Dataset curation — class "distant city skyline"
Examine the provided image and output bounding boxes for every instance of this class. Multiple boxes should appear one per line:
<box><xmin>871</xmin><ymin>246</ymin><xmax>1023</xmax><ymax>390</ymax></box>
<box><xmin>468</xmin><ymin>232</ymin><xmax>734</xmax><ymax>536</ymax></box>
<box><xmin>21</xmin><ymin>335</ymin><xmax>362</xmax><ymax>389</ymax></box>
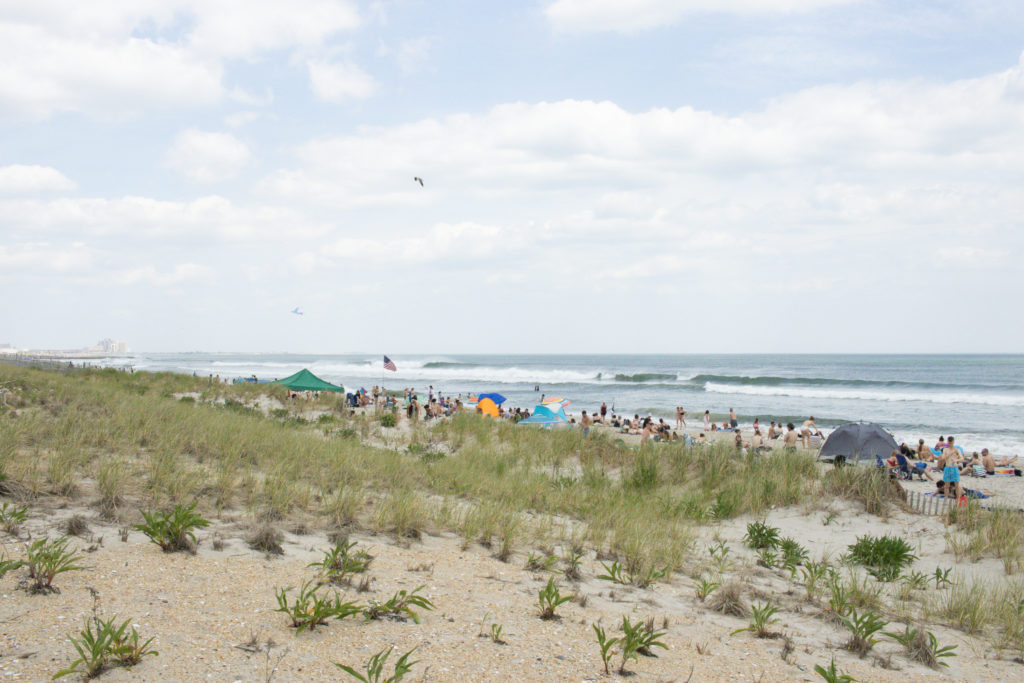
<box><xmin>2</xmin><ymin>2</ymin><xmax>1023</xmax><ymax>354</ymax></box>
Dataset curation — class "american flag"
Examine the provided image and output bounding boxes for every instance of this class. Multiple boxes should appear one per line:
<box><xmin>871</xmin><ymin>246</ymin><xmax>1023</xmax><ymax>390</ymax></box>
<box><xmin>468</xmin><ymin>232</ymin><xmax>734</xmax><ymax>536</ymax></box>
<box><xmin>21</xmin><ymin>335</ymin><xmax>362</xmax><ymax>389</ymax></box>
<box><xmin>383</xmin><ymin>355</ymin><xmax>397</xmax><ymax>372</ymax></box>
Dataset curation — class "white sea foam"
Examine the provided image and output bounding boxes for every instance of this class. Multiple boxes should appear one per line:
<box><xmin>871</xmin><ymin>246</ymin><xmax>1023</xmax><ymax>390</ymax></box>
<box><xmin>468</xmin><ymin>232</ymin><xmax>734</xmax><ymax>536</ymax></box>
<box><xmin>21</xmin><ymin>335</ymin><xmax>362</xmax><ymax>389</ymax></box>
<box><xmin>311</xmin><ymin>363</ymin><xmax>600</xmax><ymax>385</ymax></box>
<box><xmin>704</xmin><ymin>382</ymin><xmax>1024</xmax><ymax>407</ymax></box>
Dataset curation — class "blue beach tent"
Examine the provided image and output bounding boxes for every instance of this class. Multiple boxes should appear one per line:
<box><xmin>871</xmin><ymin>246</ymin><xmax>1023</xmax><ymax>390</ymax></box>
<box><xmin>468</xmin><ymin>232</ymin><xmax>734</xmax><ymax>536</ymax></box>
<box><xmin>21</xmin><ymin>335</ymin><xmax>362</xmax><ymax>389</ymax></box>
<box><xmin>477</xmin><ymin>392</ymin><xmax>507</xmax><ymax>405</ymax></box>
<box><xmin>519</xmin><ymin>404</ymin><xmax>569</xmax><ymax>427</ymax></box>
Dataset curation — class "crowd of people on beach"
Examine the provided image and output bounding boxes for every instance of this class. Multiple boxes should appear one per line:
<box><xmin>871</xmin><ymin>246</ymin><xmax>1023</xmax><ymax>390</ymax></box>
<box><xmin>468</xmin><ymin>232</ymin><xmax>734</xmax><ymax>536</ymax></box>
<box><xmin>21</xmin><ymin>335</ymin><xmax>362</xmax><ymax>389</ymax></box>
<box><xmin>883</xmin><ymin>435</ymin><xmax>1020</xmax><ymax>499</ymax></box>
<box><xmin>295</xmin><ymin>383</ymin><xmax>1021</xmax><ymax>503</ymax></box>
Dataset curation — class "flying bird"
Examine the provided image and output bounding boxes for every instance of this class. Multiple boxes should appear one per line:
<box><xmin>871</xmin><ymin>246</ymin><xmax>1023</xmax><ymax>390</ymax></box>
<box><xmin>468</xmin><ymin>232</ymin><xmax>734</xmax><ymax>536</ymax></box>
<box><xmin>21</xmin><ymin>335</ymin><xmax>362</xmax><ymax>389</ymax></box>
<box><xmin>291</xmin><ymin>307</ymin><xmax>303</xmax><ymax>316</ymax></box>
<box><xmin>413</xmin><ymin>177</ymin><xmax>424</xmax><ymax>187</ymax></box>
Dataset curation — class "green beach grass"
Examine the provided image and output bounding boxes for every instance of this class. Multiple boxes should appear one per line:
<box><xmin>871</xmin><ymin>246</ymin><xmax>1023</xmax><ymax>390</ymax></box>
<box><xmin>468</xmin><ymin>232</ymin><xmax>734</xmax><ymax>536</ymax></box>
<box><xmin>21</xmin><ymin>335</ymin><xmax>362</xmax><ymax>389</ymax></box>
<box><xmin>3</xmin><ymin>361</ymin><xmax>1024</xmax><ymax>664</ymax></box>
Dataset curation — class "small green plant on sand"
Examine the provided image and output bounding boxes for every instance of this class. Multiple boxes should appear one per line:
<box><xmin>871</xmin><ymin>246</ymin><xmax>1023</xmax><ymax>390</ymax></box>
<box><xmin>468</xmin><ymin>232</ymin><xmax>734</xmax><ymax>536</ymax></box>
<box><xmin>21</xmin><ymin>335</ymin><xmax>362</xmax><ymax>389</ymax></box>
<box><xmin>335</xmin><ymin>646</ymin><xmax>416</xmax><ymax>683</ymax></box>
<box><xmin>708</xmin><ymin>541</ymin><xmax>732</xmax><ymax>572</ymax></box>
<box><xmin>694</xmin><ymin>577</ymin><xmax>720</xmax><ymax>602</ymax></box>
<box><xmin>25</xmin><ymin>536</ymin><xmax>82</xmax><ymax>594</ymax></box>
<box><xmin>743</xmin><ymin>521</ymin><xmax>780</xmax><ymax>550</ymax></box>
<box><xmin>779</xmin><ymin>537</ymin><xmax>808</xmax><ymax>574</ymax></box>
<box><xmin>730</xmin><ymin>600</ymin><xmax>780</xmax><ymax>638</ymax></box>
<box><xmin>0</xmin><ymin>502</ymin><xmax>28</xmax><ymax>534</ymax></box>
<box><xmin>52</xmin><ymin>614</ymin><xmax>157</xmax><ymax>679</ymax></box>
<box><xmin>596</xmin><ymin>559</ymin><xmax>628</xmax><ymax>584</ymax></box>
<box><xmin>275</xmin><ymin>580</ymin><xmax>361</xmax><ymax>632</ymax></box>
<box><xmin>900</xmin><ymin>570</ymin><xmax>929</xmax><ymax>591</ymax></box>
<box><xmin>933</xmin><ymin>567</ymin><xmax>952</xmax><ymax>589</ymax></box>
<box><xmin>0</xmin><ymin>554</ymin><xmax>24</xmax><ymax>580</ymax></box>
<box><xmin>310</xmin><ymin>538</ymin><xmax>372</xmax><ymax>585</ymax></box>
<box><xmin>537</xmin><ymin>576</ymin><xmax>572</xmax><ymax>620</ymax></box>
<box><xmin>525</xmin><ymin>551</ymin><xmax>558</xmax><ymax>572</ymax></box>
<box><xmin>634</xmin><ymin>616</ymin><xmax>669</xmax><ymax>656</ymax></box>
<box><xmin>884</xmin><ymin>624</ymin><xmax>957</xmax><ymax>669</ymax></box>
<box><xmin>134</xmin><ymin>502</ymin><xmax>210</xmax><ymax>553</ymax></box>
<box><xmin>845</xmin><ymin>535</ymin><xmax>917</xmax><ymax>582</ymax></box>
<box><xmin>379</xmin><ymin>413</ymin><xmax>397</xmax><ymax>428</ymax></box>
<box><xmin>362</xmin><ymin>586</ymin><xmax>434</xmax><ymax>623</ymax></box>
<box><xmin>841</xmin><ymin>609</ymin><xmax>888</xmax><ymax>656</ymax></box>
<box><xmin>756</xmin><ymin>547</ymin><xmax>778</xmax><ymax>569</ymax></box>
<box><xmin>800</xmin><ymin>561</ymin><xmax>829</xmax><ymax>602</ymax></box>
<box><xmin>561</xmin><ymin>548</ymin><xmax>584</xmax><ymax>580</ymax></box>
<box><xmin>618</xmin><ymin>615</ymin><xmax>666</xmax><ymax>674</ymax></box>
<box><xmin>488</xmin><ymin>623</ymin><xmax>504</xmax><ymax>644</ymax></box>
<box><xmin>593</xmin><ymin>623</ymin><xmax>618</xmax><ymax>675</ymax></box>
<box><xmin>814</xmin><ymin>657</ymin><xmax>856</xmax><ymax>683</ymax></box>
<box><xmin>633</xmin><ymin>564</ymin><xmax>669</xmax><ymax>588</ymax></box>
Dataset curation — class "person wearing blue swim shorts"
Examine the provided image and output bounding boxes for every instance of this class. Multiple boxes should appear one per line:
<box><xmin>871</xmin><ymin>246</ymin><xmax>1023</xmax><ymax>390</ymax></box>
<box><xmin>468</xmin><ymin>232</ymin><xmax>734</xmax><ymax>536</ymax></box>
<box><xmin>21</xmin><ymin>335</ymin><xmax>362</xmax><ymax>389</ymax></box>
<box><xmin>942</xmin><ymin>436</ymin><xmax>964</xmax><ymax>498</ymax></box>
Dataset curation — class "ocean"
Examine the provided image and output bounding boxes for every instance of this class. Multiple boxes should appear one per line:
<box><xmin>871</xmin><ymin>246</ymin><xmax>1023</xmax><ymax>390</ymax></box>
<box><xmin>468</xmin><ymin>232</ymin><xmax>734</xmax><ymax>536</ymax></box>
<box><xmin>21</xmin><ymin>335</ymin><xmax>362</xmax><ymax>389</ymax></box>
<box><xmin>95</xmin><ymin>353</ymin><xmax>1023</xmax><ymax>456</ymax></box>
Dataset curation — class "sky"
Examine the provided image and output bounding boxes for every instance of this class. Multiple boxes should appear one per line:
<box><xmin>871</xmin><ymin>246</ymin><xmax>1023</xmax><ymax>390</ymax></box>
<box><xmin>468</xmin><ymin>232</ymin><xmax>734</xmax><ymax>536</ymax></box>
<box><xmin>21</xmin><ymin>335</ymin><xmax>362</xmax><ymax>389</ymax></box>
<box><xmin>1</xmin><ymin>0</ymin><xmax>1023</xmax><ymax>354</ymax></box>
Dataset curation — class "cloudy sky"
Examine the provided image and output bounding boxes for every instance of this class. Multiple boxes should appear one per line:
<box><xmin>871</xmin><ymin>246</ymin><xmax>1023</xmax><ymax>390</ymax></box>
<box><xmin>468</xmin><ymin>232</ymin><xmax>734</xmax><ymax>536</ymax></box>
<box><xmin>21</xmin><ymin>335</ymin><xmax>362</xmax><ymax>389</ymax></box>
<box><xmin>2</xmin><ymin>0</ymin><xmax>1022</xmax><ymax>354</ymax></box>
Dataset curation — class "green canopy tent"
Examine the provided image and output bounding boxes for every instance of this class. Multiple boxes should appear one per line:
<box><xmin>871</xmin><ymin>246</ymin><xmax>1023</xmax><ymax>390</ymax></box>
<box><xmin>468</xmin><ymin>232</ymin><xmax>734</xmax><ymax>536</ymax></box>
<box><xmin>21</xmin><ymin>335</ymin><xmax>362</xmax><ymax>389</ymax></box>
<box><xmin>272</xmin><ymin>368</ymin><xmax>346</xmax><ymax>393</ymax></box>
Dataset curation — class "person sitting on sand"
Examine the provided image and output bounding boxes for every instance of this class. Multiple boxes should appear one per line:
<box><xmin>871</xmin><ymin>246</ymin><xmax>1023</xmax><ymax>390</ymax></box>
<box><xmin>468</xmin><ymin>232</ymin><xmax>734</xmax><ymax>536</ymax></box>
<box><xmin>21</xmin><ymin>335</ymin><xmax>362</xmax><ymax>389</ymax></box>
<box><xmin>782</xmin><ymin>423</ymin><xmax>799</xmax><ymax>449</ymax></box>
<box><xmin>917</xmin><ymin>439</ymin><xmax>935</xmax><ymax>462</ymax></box>
<box><xmin>751</xmin><ymin>428</ymin><xmax>767</xmax><ymax>452</ymax></box>
<box><xmin>710</xmin><ymin>422</ymin><xmax>719</xmax><ymax>432</ymax></box>
<box><xmin>935</xmin><ymin>435</ymin><xmax>948</xmax><ymax>450</ymax></box>
<box><xmin>941</xmin><ymin>436</ymin><xmax>964</xmax><ymax>498</ymax></box>
<box><xmin>981</xmin><ymin>448</ymin><xmax>1018</xmax><ymax>474</ymax></box>
<box><xmin>734</xmin><ymin>430</ymin><xmax>747</xmax><ymax>454</ymax></box>
<box><xmin>697</xmin><ymin>433</ymin><xmax>707</xmax><ymax>444</ymax></box>
<box><xmin>641</xmin><ymin>420</ymin><xmax>658</xmax><ymax>444</ymax></box>
<box><xmin>767</xmin><ymin>422</ymin><xmax>778</xmax><ymax>440</ymax></box>
<box><xmin>883</xmin><ymin>449</ymin><xmax>900</xmax><ymax>477</ymax></box>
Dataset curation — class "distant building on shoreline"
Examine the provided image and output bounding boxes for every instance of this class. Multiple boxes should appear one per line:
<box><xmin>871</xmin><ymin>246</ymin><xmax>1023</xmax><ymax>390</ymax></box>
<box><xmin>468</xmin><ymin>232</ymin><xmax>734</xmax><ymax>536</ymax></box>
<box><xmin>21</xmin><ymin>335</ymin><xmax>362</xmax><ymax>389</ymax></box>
<box><xmin>13</xmin><ymin>339</ymin><xmax>132</xmax><ymax>359</ymax></box>
<box><xmin>92</xmin><ymin>339</ymin><xmax>130</xmax><ymax>354</ymax></box>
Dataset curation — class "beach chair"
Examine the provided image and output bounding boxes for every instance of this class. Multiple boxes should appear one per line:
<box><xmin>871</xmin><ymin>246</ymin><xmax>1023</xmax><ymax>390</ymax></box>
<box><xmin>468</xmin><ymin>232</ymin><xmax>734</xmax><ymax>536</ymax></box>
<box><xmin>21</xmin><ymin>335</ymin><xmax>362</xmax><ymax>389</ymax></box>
<box><xmin>894</xmin><ymin>453</ymin><xmax>923</xmax><ymax>481</ymax></box>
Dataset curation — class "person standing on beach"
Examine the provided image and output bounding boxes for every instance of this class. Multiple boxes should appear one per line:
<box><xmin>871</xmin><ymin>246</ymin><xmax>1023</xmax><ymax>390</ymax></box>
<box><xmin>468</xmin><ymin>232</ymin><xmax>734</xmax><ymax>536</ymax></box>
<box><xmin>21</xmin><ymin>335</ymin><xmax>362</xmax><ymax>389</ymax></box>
<box><xmin>941</xmin><ymin>436</ymin><xmax>964</xmax><ymax>498</ymax></box>
<box><xmin>703</xmin><ymin>410</ymin><xmax>711</xmax><ymax>431</ymax></box>
<box><xmin>580</xmin><ymin>410</ymin><xmax>591</xmax><ymax>437</ymax></box>
<box><xmin>600</xmin><ymin>402</ymin><xmax>607</xmax><ymax>421</ymax></box>
<box><xmin>800</xmin><ymin>417</ymin><xmax>820</xmax><ymax>448</ymax></box>
<box><xmin>676</xmin><ymin>406</ymin><xmax>687</xmax><ymax>429</ymax></box>
<box><xmin>729</xmin><ymin>408</ymin><xmax>738</xmax><ymax>429</ymax></box>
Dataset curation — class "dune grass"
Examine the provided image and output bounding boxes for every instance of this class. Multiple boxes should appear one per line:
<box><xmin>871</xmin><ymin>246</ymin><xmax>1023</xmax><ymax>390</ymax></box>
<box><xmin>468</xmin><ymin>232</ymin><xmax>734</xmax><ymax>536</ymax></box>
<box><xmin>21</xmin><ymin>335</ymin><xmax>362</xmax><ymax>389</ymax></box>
<box><xmin>0</xmin><ymin>364</ymin><xmax>833</xmax><ymax>575</ymax></box>
<box><xmin>4</xmin><ymin>362</ymin><xmax>1024</xmax><ymax>660</ymax></box>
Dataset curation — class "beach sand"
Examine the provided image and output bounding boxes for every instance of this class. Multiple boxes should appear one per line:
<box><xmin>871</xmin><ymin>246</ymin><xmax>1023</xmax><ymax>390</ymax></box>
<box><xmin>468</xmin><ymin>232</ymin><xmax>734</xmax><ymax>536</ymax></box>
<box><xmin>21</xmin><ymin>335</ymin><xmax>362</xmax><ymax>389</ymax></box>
<box><xmin>1</xmin><ymin>390</ymin><xmax>1021</xmax><ymax>682</ymax></box>
<box><xmin>1</xmin><ymin>487</ymin><xmax>1021</xmax><ymax>682</ymax></box>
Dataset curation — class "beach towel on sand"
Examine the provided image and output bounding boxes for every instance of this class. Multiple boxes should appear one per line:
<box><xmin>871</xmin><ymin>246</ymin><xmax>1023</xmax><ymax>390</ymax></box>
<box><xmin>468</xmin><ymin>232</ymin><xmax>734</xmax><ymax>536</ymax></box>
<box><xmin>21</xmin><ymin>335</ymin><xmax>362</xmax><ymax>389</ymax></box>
<box><xmin>924</xmin><ymin>490</ymin><xmax>989</xmax><ymax>500</ymax></box>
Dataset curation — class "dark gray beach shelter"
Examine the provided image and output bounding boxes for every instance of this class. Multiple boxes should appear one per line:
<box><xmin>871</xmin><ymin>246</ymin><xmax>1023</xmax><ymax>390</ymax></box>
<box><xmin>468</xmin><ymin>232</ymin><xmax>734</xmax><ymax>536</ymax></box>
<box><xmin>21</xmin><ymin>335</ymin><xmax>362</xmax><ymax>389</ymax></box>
<box><xmin>817</xmin><ymin>422</ymin><xmax>897</xmax><ymax>466</ymax></box>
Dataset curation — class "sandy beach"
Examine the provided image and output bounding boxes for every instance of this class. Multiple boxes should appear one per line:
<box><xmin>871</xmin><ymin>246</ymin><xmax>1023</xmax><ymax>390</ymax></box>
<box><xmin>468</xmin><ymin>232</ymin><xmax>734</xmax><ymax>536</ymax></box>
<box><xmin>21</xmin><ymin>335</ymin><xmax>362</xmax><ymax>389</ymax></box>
<box><xmin>1</xmin><ymin>493</ymin><xmax>1021</xmax><ymax>682</ymax></box>
<box><xmin>0</xmin><ymin>366</ymin><xmax>1022</xmax><ymax>682</ymax></box>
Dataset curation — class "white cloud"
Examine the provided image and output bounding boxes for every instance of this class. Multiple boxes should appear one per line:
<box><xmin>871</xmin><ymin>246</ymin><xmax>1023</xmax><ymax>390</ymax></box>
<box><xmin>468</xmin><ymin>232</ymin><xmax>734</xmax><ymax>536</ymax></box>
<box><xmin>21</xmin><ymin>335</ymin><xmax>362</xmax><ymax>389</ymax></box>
<box><xmin>545</xmin><ymin>0</ymin><xmax>858</xmax><ymax>33</ymax></box>
<box><xmin>0</xmin><ymin>0</ymin><xmax>359</xmax><ymax>119</ymax></box>
<box><xmin>934</xmin><ymin>246</ymin><xmax>1008</xmax><ymax>269</ymax></box>
<box><xmin>0</xmin><ymin>194</ymin><xmax>324</xmax><ymax>242</ymax></box>
<box><xmin>307</xmin><ymin>59</ymin><xmax>377</xmax><ymax>101</ymax></box>
<box><xmin>165</xmin><ymin>129</ymin><xmax>252</xmax><ymax>183</ymax></box>
<box><xmin>392</xmin><ymin>36</ymin><xmax>435</xmax><ymax>75</ymax></box>
<box><xmin>322</xmin><ymin>222</ymin><xmax>505</xmax><ymax>264</ymax></box>
<box><xmin>0</xmin><ymin>165</ymin><xmax>76</xmax><ymax>194</ymax></box>
<box><xmin>253</xmin><ymin>53</ymin><xmax>1024</xmax><ymax>302</ymax></box>
<box><xmin>224</xmin><ymin>111</ymin><xmax>263</xmax><ymax>128</ymax></box>
<box><xmin>0</xmin><ymin>242</ymin><xmax>92</xmax><ymax>273</ymax></box>
<box><xmin>112</xmin><ymin>263</ymin><xmax>216</xmax><ymax>286</ymax></box>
